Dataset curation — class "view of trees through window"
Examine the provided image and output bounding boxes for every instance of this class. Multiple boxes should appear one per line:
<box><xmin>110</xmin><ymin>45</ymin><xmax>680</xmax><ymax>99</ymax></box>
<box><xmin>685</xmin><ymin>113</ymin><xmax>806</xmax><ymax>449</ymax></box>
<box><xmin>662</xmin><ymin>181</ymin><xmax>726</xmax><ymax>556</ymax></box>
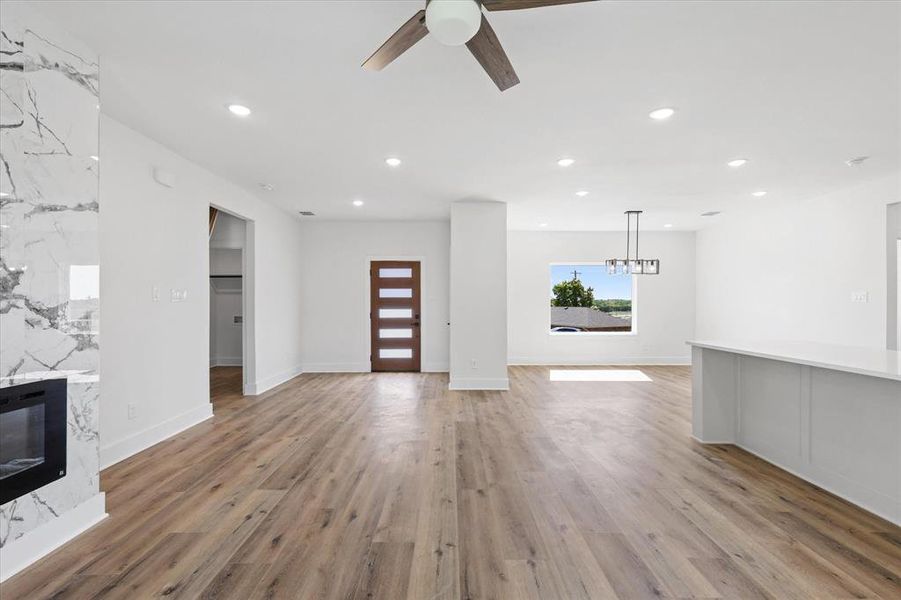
<box><xmin>550</xmin><ymin>265</ymin><xmax>633</xmax><ymax>333</ymax></box>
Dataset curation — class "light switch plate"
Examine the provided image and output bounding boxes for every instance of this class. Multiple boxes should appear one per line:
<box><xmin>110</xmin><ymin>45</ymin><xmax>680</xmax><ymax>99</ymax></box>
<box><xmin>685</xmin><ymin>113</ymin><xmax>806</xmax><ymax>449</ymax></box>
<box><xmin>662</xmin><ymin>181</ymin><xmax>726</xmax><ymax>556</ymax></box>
<box><xmin>850</xmin><ymin>291</ymin><xmax>869</xmax><ymax>303</ymax></box>
<box><xmin>170</xmin><ymin>288</ymin><xmax>188</xmax><ymax>302</ymax></box>
<box><xmin>151</xmin><ymin>286</ymin><xmax>160</xmax><ymax>302</ymax></box>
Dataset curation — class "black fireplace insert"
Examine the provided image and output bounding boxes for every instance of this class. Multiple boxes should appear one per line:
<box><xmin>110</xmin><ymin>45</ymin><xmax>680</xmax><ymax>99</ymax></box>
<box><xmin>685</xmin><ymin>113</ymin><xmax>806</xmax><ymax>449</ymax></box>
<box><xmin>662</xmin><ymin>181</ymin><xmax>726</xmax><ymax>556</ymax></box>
<box><xmin>0</xmin><ymin>378</ymin><xmax>67</xmax><ymax>505</ymax></box>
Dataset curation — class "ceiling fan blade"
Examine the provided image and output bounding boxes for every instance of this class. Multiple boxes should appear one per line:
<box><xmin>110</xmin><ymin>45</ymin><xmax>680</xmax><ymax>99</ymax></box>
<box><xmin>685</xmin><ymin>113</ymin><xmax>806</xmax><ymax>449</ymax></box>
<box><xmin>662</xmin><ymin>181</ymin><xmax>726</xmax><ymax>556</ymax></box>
<box><xmin>482</xmin><ymin>0</ymin><xmax>597</xmax><ymax>11</ymax></box>
<box><xmin>362</xmin><ymin>10</ymin><xmax>428</xmax><ymax>71</ymax></box>
<box><xmin>466</xmin><ymin>15</ymin><xmax>520</xmax><ymax>91</ymax></box>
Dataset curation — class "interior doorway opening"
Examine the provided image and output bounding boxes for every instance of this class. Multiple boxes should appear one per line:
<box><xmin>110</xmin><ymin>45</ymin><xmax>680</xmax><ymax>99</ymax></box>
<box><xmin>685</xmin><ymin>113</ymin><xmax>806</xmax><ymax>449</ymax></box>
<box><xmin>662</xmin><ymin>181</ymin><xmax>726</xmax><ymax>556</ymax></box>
<box><xmin>209</xmin><ymin>207</ymin><xmax>247</xmax><ymax>403</ymax></box>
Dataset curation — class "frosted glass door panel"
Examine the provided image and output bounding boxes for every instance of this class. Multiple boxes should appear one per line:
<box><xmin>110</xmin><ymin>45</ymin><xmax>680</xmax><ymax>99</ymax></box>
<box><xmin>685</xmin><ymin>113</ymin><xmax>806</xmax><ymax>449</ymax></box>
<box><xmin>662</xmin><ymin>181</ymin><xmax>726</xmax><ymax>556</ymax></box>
<box><xmin>380</xmin><ymin>329</ymin><xmax>413</xmax><ymax>339</ymax></box>
<box><xmin>379</xmin><ymin>268</ymin><xmax>412</xmax><ymax>278</ymax></box>
<box><xmin>379</xmin><ymin>308</ymin><xmax>413</xmax><ymax>319</ymax></box>
<box><xmin>379</xmin><ymin>348</ymin><xmax>413</xmax><ymax>359</ymax></box>
<box><xmin>379</xmin><ymin>288</ymin><xmax>413</xmax><ymax>299</ymax></box>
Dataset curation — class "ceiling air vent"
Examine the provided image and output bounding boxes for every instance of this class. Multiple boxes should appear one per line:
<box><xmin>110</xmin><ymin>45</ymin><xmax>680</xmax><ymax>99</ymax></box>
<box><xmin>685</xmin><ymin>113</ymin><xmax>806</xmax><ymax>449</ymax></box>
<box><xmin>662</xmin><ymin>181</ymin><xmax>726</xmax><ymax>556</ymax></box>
<box><xmin>700</xmin><ymin>211</ymin><xmax>721</xmax><ymax>217</ymax></box>
<box><xmin>298</xmin><ymin>211</ymin><xmax>316</xmax><ymax>217</ymax></box>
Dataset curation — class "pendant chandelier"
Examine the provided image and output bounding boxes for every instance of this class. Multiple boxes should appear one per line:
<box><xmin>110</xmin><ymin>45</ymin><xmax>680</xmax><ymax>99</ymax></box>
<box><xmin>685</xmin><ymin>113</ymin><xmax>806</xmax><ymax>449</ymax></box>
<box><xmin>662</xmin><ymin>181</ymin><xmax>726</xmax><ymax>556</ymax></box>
<box><xmin>606</xmin><ymin>210</ymin><xmax>660</xmax><ymax>276</ymax></box>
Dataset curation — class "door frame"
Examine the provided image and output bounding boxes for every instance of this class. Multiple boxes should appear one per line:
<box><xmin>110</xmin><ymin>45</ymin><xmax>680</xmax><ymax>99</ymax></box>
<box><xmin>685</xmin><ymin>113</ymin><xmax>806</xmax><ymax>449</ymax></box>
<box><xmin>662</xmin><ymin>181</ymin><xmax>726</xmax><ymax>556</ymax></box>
<box><xmin>208</xmin><ymin>203</ymin><xmax>255</xmax><ymax>396</ymax></box>
<box><xmin>363</xmin><ymin>255</ymin><xmax>428</xmax><ymax>373</ymax></box>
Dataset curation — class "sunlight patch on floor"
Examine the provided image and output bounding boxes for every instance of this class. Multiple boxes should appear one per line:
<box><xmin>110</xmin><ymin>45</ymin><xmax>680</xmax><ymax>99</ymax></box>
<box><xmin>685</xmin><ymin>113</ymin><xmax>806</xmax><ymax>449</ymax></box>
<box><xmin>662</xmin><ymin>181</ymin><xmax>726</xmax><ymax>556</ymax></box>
<box><xmin>549</xmin><ymin>369</ymin><xmax>653</xmax><ymax>382</ymax></box>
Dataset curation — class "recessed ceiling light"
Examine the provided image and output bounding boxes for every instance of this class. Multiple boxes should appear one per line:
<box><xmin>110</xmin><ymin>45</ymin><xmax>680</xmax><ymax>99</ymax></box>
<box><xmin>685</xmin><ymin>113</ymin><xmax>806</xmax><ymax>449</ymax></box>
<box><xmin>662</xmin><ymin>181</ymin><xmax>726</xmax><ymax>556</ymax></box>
<box><xmin>557</xmin><ymin>158</ymin><xmax>575</xmax><ymax>167</ymax></box>
<box><xmin>845</xmin><ymin>156</ymin><xmax>869</xmax><ymax>167</ymax></box>
<box><xmin>385</xmin><ymin>157</ymin><xmax>402</xmax><ymax>167</ymax></box>
<box><xmin>649</xmin><ymin>107</ymin><xmax>675</xmax><ymax>120</ymax></box>
<box><xmin>353</xmin><ymin>199</ymin><xmax>364</xmax><ymax>207</ymax></box>
<box><xmin>663</xmin><ymin>223</ymin><xmax>673</xmax><ymax>228</ymax></box>
<box><xmin>575</xmin><ymin>190</ymin><xmax>589</xmax><ymax>197</ymax></box>
<box><xmin>701</xmin><ymin>211</ymin><xmax>722</xmax><ymax>217</ymax></box>
<box><xmin>539</xmin><ymin>223</ymin><xmax>548</xmax><ymax>227</ymax></box>
<box><xmin>727</xmin><ymin>158</ymin><xmax>748</xmax><ymax>168</ymax></box>
<box><xmin>228</xmin><ymin>104</ymin><xmax>251</xmax><ymax>117</ymax></box>
<box><xmin>0</xmin><ymin>192</ymin><xmax>8</xmax><ymax>198</ymax></box>
<box><xmin>259</xmin><ymin>183</ymin><xmax>274</xmax><ymax>191</ymax></box>
<box><xmin>751</xmin><ymin>190</ymin><xmax>767</xmax><ymax>197</ymax></box>
<box><xmin>89</xmin><ymin>155</ymin><xmax>99</xmax><ymax>161</ymax></box>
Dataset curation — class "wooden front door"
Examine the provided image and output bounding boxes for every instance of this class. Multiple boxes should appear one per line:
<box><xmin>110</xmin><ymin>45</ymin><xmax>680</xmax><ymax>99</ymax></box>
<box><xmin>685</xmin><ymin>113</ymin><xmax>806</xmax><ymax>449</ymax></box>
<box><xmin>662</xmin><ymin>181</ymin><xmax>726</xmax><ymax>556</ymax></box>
<box><xmin>370</xmin><ymin>261</ymin><xmax>421</xmax><ymax>372</ymax></box>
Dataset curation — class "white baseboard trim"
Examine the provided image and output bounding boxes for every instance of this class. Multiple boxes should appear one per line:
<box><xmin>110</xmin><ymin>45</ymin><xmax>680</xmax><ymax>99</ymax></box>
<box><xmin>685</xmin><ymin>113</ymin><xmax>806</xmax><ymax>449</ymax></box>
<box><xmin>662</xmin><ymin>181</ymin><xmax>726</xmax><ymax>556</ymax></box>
<box><xmin>733</xmin><ymin>442</ymin><xmax>900</xmax><ymax>527</ymax></box>
<box><xmin>210</xmin><ymin>357</ymin><xmax>242</xmax><ymax>367</ymax></box>
<box><xmin>301</xmin><ymin>362</ymin><xmax>450</xmax><ymax>374</ymax></box>
<box><xmin>100</xmin><ymin>403</ymin><xmax>214</xmax><ymax>469</ymax></box>
<box><xmin>246</xmin><ymin>364</ymin><xmax>304</xmax><ymax>395</ymax></box>
<box><xmin>0</xmin><ymin>492</ymin><xmax>107</xmax><ymax>582</ymax></box>
<box><xmin>449</xmin><ymin>377</ymin><xmax>510</xmax><ymax>391</ymax></box>
<box><xmin>301</xmin><ymin>362</ymin><xmax>369</xmax><ymax>374</ymax></box>
<box><xmin>692</xmin><ymin>437</ymin><xmax>900</xmax><ymax>526</ymax></box>
<box><xmin>507</xmin><ymin>356</ymin><xmax>691</xmax><ymax>366</ymax></box>
<box><xmin>691</xmin><ymin>434</ymin><xmax>735</xmax><ymax>445</ymax></box>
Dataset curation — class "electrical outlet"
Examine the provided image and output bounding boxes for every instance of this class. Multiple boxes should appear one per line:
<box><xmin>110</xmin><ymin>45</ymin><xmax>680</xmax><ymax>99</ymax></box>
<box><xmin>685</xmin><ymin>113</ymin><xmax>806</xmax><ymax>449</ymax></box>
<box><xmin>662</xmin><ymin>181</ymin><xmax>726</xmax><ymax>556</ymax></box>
<box><xmin>850</xmin><ymin>291</ymin><xmax>869</xmax><ymax>303</ymax></box>
<box><xmin>127</xmin><ymin>403</ymin><xmax>137</xmax><ymax>420</ymax></box>
<box><xmin>471</xmin><ymin>359</ymin><xmax>478</xmax><ymax>369</ymax></box>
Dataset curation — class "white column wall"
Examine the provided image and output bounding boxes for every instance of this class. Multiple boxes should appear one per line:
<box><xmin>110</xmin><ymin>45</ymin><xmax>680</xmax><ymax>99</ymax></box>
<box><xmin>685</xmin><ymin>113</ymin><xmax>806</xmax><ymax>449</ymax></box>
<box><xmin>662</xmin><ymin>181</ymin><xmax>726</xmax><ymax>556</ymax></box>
<box><xmin>449</xmin><ymin>201</ymin><xmax>508</xmax><ymax>390</ymax></box>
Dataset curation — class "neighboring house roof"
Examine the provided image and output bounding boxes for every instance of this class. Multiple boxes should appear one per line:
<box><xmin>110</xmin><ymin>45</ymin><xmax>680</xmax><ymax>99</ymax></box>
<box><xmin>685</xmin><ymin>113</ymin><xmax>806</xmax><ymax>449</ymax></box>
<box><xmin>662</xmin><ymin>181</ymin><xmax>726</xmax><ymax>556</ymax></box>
<box><xmin>551</xmin><ymin>306</ymin><xmax>631</xmax><ymax>330</ymax></box>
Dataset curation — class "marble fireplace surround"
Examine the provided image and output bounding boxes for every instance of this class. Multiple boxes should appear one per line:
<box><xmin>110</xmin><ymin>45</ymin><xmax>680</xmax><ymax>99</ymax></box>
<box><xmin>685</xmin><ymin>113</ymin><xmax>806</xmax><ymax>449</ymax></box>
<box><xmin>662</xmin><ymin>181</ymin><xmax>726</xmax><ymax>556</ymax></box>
<box><xmin>0</xmin><ymin>2</ymin><xmax>106</xmax><ymax>581</ymax></box>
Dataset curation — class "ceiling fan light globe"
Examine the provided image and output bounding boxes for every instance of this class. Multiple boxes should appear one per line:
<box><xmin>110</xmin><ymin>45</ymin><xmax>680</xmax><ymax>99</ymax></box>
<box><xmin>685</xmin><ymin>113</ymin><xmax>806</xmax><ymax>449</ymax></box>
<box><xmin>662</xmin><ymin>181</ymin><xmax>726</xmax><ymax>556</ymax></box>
<box><xmin>426</xmin><ymin>0</ymin><xmax>482</xmax><ymax>46</ymax></box>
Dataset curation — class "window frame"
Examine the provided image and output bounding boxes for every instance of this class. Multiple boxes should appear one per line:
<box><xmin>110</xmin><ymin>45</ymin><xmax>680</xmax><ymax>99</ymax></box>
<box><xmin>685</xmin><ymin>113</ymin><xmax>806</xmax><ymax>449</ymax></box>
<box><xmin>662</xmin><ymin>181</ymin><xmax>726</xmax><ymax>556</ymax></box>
<box><xmin>547</xmin><ymin>261</ymin><xmax>638</xmax><ymax>337</ymax></box>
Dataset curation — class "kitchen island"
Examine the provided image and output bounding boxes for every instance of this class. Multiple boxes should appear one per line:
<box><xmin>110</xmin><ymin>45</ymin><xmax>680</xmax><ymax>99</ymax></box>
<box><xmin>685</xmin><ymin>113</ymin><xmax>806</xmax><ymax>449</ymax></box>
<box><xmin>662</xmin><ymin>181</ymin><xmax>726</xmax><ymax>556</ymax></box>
<box><xmin>688</xmin><ymin>340</ymin><xmax>900</xmax><ymax>525</ymax></box>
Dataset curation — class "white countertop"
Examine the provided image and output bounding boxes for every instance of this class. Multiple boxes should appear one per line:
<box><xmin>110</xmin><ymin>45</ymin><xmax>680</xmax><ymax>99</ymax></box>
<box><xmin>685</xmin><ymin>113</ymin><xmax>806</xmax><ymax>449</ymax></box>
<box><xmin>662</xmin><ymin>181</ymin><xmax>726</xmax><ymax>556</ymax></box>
<box><xmin>687</xmin><ymin>340</ymin><xmax>901</xmax><ymax>382</ymax></box>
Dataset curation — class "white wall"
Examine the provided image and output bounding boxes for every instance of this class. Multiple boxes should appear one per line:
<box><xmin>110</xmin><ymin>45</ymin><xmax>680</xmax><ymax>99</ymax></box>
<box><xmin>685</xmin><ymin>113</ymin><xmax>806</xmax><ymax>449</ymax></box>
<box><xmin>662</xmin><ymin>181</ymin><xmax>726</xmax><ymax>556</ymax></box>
<box><xmin>298</xmin><ymin>221</ymin><xmax>450</xmax><ymax>372</ymax></box>
<box><xmin>896</xmin><ymin>240</ymin><xmax>901</xmax><ymax>349</ymax></box>
<box><xmin>887</xmin><ymin>202</ymin><xmax>900</xmax><ymax>350</ymax></box>
<box><xmin>99</xmin><ymin>116</ymin><xmax>304</xmax><ymax>468</ymax></box>
<box><xmin>210</xmin><ymin>290</ymin><xmax>243</xmax><ymax>366</ymax></box>
<box><xmin>508</xmin><ymin>231</ymin><xmax>696</xmax><ymax>364</ymax></box>
<box><xmin>210</xmin><ymin>248</ymin><xmax>243</xmax><ymax>366</ymax></box>
<box><xmin>450</xmin><ymin>201</ymin><xmax>508</xmax><ymax>389</ymax></box>
<box><xmin>210</xmin><ymin>212</ymin><xmax>246</xmax><ymax>250</ymax></box>
<box><xmin>210</xmin><ymin>247</ymin><xmax>243</xmax><ymax>274</ymax></box>
<box><xmin>696</xmin><ymin>174</ymin><xmax>900</xmax><ymax>348</ymax></box>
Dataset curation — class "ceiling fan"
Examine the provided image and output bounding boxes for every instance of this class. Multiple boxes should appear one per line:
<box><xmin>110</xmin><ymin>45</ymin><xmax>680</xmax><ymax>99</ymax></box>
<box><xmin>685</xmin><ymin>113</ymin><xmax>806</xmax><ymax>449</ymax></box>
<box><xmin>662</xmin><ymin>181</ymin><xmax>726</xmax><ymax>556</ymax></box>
<box><xmin>362</xmin><ymin>0</ymin><xmax>596</xmax><ymax>92</ymax></box>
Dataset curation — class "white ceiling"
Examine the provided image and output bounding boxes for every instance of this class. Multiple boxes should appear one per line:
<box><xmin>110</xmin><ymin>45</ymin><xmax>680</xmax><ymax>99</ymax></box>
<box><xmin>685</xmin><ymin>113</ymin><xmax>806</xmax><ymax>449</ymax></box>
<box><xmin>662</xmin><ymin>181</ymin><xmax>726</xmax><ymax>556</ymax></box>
<box><xmin>38</xmin><ymin>0</ymin><xmax>900</xmax><ymax>230</ymax></box>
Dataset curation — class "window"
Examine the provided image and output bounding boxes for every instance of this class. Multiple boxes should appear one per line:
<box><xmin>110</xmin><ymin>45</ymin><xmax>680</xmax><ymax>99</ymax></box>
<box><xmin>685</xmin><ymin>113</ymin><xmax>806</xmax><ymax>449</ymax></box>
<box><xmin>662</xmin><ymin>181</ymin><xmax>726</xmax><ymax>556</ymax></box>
<box><xmin>550</xmin><ymin>264</ymin><xmax>633</xmax><ymax>334</ymax></box>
